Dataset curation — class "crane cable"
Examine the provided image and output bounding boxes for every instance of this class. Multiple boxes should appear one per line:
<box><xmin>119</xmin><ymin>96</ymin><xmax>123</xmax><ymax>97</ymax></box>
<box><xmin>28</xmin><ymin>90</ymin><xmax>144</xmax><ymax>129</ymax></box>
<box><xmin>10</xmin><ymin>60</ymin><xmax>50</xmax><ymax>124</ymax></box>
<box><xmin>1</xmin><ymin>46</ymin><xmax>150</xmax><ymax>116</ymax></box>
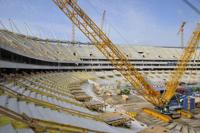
<box><xmin>86</xmin><ymin>0</ymin><xmax>131</xmax><ymax>45</ymax></box>
<box><xmin>182</xmin><ymin>0</ymin><xmax>200</xmax><ymax>15</ymax></box>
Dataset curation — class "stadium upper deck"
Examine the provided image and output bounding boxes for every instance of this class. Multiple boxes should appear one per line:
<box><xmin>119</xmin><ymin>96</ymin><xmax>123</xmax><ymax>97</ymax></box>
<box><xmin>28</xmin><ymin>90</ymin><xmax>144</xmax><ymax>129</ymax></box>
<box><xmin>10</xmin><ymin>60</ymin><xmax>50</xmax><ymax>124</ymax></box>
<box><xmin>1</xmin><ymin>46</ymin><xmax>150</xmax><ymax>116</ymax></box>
<box><xmin>0</xmin><ymin>29</ymin><xmax>200</xmax><ymax>84</ymax></box>
<box><xmin>1</xmin><ymin>29</ymin><xmax>199</xmax><ymax>62</ymax></box>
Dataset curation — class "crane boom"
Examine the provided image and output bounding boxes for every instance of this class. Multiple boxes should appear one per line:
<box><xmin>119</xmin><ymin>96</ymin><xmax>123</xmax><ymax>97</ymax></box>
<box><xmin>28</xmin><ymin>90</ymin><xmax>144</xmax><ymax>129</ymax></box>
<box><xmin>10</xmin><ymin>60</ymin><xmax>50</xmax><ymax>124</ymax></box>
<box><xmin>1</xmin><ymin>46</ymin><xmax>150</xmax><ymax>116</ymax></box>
<box><xmin>52</xmin><ymin>0</ymin><xmax>161</xmax><ymax>105</ymax></box>
<box><xmin>52</xmin><ymin>0</ymin><xmax>200</xmax><ymax>109</ymax></box>
<box><xmin>161</xmin><ymin>24</ymin><xmax>200</xmax><ymax>106</ymax></box>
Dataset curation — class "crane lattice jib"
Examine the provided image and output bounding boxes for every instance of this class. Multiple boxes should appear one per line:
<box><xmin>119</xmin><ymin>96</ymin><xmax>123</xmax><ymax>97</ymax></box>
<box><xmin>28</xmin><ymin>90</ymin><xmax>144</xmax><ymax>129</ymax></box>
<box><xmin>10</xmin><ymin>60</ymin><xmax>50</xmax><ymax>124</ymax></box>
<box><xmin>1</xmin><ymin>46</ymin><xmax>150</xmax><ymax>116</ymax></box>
<box><xmin>52</xmin><ymin>0</ymin><xmax>161</xmax><ymax>105</ymax></box>
<box><xmin>161</xmin><ymin>24</ymin><xmax>200</xmax><ymax>106</ymax></box>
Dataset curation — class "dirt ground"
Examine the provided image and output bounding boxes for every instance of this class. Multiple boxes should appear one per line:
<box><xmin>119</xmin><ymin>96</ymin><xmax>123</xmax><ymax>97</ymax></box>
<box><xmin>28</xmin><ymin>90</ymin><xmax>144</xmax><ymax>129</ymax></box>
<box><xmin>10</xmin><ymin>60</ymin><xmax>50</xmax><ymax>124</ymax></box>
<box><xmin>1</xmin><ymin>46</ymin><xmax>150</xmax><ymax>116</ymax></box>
<box><xmin>95</xmin><ymin>85</ymin><xmax>200</xmax><ymax>131</ymax></box>
<box><xmin>102</xmin><ymin>94</ymin><xmax>153</xmax><ymax>112</ymax></box>
<box><xmin>101</xmin><ymin>93</ymin><xmax>200</xmax><ymax>129</ymax></box>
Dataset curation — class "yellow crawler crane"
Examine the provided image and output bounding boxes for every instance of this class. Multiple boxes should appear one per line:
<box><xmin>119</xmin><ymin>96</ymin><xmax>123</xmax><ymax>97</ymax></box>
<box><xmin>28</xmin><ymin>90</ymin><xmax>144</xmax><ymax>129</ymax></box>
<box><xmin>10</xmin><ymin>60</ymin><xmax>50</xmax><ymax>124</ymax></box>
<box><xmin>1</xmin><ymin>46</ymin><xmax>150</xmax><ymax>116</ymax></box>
<box><xmin>52</xmin><ymin>0</ymin><xmax>161</xmax><ymax>106</ymax></box>
<box><xmin>161</xmin><ymin>26</ymin><xmax>200</xmax><ymax>105</ymax></box>
<box><xmin>144</xmin><ymin>24</ymin><xmax>200</xmax><ymax>121</ymax></box>
<box><xmin>53</xmin><ymin>0</ymin><xmax>200</xmax><ymax>122</ymax></box>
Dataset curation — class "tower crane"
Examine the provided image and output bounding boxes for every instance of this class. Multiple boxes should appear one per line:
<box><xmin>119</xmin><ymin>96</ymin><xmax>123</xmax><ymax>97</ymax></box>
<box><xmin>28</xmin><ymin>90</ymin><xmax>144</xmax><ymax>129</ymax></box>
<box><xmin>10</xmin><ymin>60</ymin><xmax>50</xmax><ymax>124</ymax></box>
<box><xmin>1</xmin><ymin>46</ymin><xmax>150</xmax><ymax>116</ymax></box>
<box><xmin>177</xmin><ymin>21</ymin><xmax>186</xmax><ymax>48</ymax></box>
<box><xmin>53</xmin><ymin>0</ymin><xmax>200</xmax><ymax>122</ymax></box>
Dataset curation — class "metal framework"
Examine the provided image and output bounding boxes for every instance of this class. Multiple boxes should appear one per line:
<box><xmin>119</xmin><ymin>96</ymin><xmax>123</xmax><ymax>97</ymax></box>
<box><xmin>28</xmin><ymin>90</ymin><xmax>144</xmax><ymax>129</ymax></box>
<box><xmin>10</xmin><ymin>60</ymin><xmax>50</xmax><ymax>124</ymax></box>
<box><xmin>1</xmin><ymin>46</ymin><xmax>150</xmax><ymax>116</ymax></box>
<box><xmin>52</xmin><ymin>0</ymin><xmax>200</xmax><ymax>108</ymax></box>
<box><xmin>161</xmin><ymin>24</ymin><xmax>200</xmax><ymax>105</ymax></box>
<box><xmin>52</xmin><ymin>0</ymin><xmax>161</xmax><ymax>106</ymax></box>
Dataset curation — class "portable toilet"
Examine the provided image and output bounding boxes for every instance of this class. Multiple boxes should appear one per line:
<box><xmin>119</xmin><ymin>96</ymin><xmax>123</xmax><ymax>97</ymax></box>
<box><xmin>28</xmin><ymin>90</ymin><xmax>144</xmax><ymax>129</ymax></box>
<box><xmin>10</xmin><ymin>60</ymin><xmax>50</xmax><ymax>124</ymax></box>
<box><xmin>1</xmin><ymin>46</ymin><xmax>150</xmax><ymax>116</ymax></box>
<box><xmin>183</xmin><ymin>96</ymin><xmax>195</xmax><ymax>111</ymax></box>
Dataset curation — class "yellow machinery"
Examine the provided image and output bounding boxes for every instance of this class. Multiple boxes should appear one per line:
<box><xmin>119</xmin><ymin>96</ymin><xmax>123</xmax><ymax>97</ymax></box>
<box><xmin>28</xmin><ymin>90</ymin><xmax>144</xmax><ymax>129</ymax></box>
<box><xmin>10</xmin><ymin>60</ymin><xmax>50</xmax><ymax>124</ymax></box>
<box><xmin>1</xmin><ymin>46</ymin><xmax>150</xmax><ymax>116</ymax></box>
<box><xmin>161</xmin><ymin>26</ymin><xmax>200</xmax><ymax>106</ymax></box>
<box><xmin>52</xmin><ymin>0</ymin><xmax>160</xmax><ymax>106</ymax></box>
<box><xmin>143</xmin><ymin>108</ymin><xmax>172</xmax><ymax>123</ymax></box>
<box><xmin>176</xmin><ymin>110</ymin><xmax>193</xmax><ymax>118</ymax></box>
<box><xmin>52</xmin><ymin>0</ymin><xmax>200</xmax><ymax>122</ymax></box>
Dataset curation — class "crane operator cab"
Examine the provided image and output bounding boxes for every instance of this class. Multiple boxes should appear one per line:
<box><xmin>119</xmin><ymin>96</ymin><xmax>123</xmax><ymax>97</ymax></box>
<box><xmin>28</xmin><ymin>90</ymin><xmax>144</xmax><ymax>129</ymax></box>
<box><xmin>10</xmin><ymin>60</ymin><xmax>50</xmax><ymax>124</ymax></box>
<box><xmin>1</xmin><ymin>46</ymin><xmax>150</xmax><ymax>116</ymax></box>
<box><xmin>155</xmin><ymin>88</ymin><xmax>182</xmax><ymax>119</ymax></box>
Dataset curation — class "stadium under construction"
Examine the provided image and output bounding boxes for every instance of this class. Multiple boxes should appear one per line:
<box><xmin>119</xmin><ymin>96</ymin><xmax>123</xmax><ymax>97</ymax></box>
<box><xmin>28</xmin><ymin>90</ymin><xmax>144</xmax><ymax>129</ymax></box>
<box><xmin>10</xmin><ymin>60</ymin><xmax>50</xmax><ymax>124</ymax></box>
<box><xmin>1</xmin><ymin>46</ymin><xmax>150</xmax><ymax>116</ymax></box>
<box><xmin>0</xmin><ymin>0</ymin><xmax>200</xmax><ymax>133</ymax></box>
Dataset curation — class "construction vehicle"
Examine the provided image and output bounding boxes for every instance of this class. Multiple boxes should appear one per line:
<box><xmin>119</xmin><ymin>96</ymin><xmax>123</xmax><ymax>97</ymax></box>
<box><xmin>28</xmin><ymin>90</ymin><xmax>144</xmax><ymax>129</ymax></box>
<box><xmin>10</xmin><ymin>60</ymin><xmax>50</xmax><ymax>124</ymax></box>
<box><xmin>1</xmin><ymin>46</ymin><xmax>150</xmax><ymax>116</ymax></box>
<box><xmin>52</xmin><ymin>0</ymin><xmax>200</xmax><ymax>122</ymax></box>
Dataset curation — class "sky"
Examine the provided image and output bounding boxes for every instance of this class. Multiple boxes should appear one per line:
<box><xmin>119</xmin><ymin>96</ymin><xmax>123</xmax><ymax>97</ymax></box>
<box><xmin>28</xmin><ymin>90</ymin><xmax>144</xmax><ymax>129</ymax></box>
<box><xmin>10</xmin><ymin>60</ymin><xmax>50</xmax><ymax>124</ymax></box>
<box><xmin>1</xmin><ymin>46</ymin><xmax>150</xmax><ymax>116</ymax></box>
<box><xmin>0</xmin><ymin>0</ymin><xmax>199</xmax><ymax>47</ymax></box>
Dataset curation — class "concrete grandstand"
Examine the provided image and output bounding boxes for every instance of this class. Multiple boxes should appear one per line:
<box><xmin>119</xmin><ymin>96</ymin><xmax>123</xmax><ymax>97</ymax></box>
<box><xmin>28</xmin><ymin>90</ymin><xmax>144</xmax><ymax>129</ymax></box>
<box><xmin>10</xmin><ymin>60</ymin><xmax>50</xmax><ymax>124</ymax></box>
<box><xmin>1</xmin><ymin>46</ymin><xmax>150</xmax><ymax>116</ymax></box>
<box><xmin>1</xmin><ymin>29</ymin><xmax>200</xmax><ymax>133</ymax></box>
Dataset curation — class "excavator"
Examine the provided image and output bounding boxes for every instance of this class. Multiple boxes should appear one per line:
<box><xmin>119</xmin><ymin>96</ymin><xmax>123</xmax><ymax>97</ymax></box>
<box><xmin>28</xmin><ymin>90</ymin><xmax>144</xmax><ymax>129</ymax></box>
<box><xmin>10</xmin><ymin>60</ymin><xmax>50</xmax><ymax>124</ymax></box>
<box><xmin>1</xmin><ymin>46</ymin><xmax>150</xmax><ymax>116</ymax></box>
<box><xmin>52</xmin><ymin>0</ymin><xmax>200</xmax><ymax>122</ymax></box>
